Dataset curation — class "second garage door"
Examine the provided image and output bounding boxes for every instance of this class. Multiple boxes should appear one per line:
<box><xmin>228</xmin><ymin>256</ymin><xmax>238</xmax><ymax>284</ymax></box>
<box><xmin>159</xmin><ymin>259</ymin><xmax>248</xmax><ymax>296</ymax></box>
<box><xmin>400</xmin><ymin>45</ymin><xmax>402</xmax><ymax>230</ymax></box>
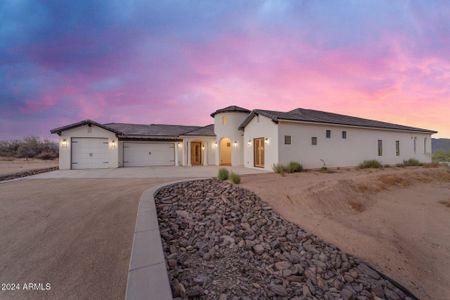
<box><xmin>123</xmin><ymin>142</ymin><xmax>175</xmax><ymax>167</ymax></box>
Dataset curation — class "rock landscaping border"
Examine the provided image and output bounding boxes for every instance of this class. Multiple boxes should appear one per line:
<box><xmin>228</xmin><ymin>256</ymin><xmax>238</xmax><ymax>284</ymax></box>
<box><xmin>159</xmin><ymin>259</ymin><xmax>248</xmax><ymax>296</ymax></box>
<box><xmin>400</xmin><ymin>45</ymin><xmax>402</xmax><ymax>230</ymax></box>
<box><xmin>155</xmin><ymin>179</ymin><xmax>419</xmax><ymax>300</ymax></box>
<box><xmin>0</xmin><ymin>167</ymin><xmax>58</xmax><ymax>182</ymax></box>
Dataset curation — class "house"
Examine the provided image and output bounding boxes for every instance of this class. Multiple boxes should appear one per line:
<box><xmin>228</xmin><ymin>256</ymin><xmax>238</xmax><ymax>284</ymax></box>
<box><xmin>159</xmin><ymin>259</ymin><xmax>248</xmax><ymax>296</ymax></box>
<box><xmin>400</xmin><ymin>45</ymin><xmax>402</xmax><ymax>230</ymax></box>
<box><xmin>50</xmin><ymin>106</ymin><xmax>436</xmax><ymax>170</ymax></box>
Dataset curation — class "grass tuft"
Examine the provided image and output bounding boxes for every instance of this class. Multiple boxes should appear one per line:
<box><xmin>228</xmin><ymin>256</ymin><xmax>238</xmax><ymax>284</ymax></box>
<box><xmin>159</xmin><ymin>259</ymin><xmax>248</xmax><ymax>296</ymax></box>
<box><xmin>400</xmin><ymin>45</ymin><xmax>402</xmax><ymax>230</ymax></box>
<box><xmin>358</xmin><ymin>160</ymin><xmax>382</xmax><ymax>169</ymax></box>
<box><xmin>272</xmin><ymin>164</ymin><xmax>286</xmax><ymax>176</ymax></box>
<box><xmin>287</xmin><ymin>161</ymin><xmax>303</xmax><ymax>173</ymax></box>
<box><xmin>402</xmin><ymin>158</ymin><xmax>422</xmax><ymax>167</ymax></box>
<box><xmin>218</xmin><ymin>168</ymin><xmax>229</xmax><ymax>181</ymax></box>
<box><xmin>229</xmin><ymin>172</ymin><xmax>241</xmax><ymax>184</ymax></box>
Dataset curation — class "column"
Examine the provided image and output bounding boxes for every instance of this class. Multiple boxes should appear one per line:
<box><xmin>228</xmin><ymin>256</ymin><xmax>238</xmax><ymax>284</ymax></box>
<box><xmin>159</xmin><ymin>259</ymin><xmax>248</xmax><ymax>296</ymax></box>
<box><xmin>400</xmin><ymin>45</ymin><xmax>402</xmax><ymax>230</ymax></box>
<box><xmin>187</xmin><ymin>140</ymin><xmax>192</xmax><ymax>166</ymax></box>
<box><xmin>203</xmin><ymin>141</ymin><xmax>208</xmax><ymax>166</ymax></box>
<box><xmin>174</xmin><ymin>142</ymin><xmax>179</xmax><ymax>166</ymax></box>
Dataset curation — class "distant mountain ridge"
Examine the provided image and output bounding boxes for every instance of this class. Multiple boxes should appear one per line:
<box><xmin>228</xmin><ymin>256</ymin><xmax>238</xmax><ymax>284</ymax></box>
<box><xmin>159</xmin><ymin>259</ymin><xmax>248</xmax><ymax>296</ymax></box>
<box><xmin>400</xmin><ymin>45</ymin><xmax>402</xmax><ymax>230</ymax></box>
<box><xmin>432</xmin><ymin>138</ymin><xmax>450</xmax><ymax>152</ymax></box>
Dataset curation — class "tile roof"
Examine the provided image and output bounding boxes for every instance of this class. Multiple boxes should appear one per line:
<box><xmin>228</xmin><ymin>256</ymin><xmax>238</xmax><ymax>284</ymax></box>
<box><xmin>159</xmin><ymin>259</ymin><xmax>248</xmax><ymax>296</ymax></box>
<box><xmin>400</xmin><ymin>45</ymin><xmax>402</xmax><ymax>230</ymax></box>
<box><xmin>239</xmin><ymin>108</ymin><xmax>437</xmax><ymax>133</ymax></box>
<box><xmin>210</xmin><ymin>105</ymin><xmax>250</xmax><ymax>117</ymax></box>
<box><xmin>181</xmin><ymin>124</ymin><xmax>215</xmax><ymax>136</ymax></box>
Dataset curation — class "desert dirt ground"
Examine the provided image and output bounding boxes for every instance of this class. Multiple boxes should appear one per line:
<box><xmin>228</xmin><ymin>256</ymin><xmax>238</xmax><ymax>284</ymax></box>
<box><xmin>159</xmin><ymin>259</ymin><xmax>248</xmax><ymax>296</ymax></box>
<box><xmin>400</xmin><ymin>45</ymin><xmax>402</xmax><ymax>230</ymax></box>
<box><xmin>242</xmin><ymin>166</ymin><xmax>450</xmax><ymax>300</ymax></box>
<box><xmin>0</xmin><ymin>157</ymin><xmax>58</xmax><ymax>176</ymax></box>
<box><xmin>0</xmin><ymin>178</ymin><xmax>177</xmax><ymax>300</ymax></box>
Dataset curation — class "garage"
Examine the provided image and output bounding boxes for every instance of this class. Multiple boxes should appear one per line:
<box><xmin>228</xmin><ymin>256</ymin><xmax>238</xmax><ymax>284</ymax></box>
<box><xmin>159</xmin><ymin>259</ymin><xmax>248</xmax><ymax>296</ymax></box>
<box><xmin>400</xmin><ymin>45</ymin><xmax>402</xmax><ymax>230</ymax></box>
<box><xmin>71</xmin><ymin>138</ymin><xmax>109</xmax><ymax>169</ymax></box>
<box><xmin>123</xmin><ymin>142</ymin><xmax>175</xmax><ymax>167</ymax></box>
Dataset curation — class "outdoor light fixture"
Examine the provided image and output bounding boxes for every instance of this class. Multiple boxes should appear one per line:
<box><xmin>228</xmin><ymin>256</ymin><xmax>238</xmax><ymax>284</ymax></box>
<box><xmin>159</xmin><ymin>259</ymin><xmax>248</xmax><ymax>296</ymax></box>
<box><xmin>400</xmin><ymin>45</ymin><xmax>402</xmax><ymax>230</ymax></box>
<box><xmin>265</xmin><ymin>138</ymin><xmax>269</xmax><ymax>144</ymax></box>
<box><xmin>110</xmin><ymin>139</ymin><xmax>116</xmax><ymax>148</ymax></box>
<box><xmin>61</xmin><ymin>139</ymin><xmax>68</xmax><ymax>148</ymax></box>
<box><xmin>201</xmin><ymin>144</ymin><xmax>205</xmax><ymax>150</ymax></box>
<box><xmin>178</xmin><ymin>142</ymin><xmax>182</xmax><ymax>147</ymax></box>
<box><xmin>212</xmin><ymin>141</ymin><xmax>217</xmax><ymax>147</ymax></box>
<box><xmin>248</xmin><ymin>139</ymin><xmax>252</xmax><ymax>146</ymax></box>
<box><xmin>233</xmin><ymin>141</ymin><xmax>238</xmax><ymax>147</ymax></box>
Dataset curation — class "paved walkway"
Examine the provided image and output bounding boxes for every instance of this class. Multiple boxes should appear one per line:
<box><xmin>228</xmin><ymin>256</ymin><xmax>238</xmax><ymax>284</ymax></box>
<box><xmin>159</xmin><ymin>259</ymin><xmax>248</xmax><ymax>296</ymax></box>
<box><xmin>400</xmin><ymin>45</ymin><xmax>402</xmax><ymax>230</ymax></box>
<box><xmin>29</xmin><ymin>166</ymin><xmax>268</xmax><ymax>179</ymax></box>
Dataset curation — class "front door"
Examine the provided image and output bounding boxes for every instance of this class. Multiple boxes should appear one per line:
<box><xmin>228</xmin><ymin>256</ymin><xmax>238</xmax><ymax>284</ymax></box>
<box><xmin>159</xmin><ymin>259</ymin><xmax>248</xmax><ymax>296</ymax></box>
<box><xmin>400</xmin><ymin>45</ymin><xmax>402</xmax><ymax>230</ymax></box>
<box><xmin>254</xmin><ymin>137</ymin><xmax>264</xmax><ymax>168</ymax></box>
<box><xmin>191</xmin><ymin>142</ymin><xmax>202</xmax><ymax>165</ymax></box>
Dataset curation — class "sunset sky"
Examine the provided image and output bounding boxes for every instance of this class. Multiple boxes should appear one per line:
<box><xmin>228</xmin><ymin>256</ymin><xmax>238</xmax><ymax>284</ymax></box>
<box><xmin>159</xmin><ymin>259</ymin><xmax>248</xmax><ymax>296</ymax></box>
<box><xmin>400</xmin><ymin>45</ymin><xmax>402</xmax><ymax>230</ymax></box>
<box><xmin>1</xmin><ymin>0</ymin><xmax>449</xmax><ymax>139</ymax></box>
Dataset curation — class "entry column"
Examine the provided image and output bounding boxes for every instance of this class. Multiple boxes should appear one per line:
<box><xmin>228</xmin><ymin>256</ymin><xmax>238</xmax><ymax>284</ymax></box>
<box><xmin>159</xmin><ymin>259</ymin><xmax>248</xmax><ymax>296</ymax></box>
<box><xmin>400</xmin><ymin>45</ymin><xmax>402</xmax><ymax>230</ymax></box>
<box><xmin>203</xmin><ymin>142</ymin><xmax>207</xmax><ymax>166</ymax></box>
<box><xmin>174</xmin><ymin>142</ymin><xmax>179</xmax><ymax>166</ymax></box>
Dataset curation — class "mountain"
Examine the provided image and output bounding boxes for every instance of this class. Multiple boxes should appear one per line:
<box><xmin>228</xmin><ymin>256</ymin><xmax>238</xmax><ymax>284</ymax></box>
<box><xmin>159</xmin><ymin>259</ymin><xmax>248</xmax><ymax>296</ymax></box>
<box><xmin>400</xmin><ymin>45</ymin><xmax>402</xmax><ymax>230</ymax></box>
<box><xmin>432</xmin><ymin>138</ymin><xmax>450</xmax><ymax>153</ymax></box>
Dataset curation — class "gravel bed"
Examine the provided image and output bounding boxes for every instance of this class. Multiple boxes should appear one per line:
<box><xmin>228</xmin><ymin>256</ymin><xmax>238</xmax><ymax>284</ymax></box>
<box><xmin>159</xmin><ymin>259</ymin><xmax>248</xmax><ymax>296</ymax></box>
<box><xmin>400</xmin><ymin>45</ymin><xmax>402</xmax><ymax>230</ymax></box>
<box><xmin>155</xmin><ymin>179</ymin><xmax>416</xmax><ymax>300</ymax></box>
<box><xmin>0</xmin><ymin>167</ymin><xmax>58</xmax><ymax>182</ymax></box>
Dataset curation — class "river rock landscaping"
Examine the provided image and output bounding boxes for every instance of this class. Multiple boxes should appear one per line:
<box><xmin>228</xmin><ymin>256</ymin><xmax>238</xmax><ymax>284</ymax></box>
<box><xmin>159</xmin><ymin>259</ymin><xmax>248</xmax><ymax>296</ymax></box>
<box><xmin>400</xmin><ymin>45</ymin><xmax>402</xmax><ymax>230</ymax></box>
<box><xmin>155</xmin><ymin>179</ymin><xmax>415</xmax><ymax>300</ymax></box>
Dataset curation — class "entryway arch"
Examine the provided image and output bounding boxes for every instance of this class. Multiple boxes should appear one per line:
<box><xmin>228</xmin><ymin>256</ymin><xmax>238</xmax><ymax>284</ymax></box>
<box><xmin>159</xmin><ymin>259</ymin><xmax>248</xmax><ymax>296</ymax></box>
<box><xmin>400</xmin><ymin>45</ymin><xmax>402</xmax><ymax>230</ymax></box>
<box><xmin>219</xmin><ymin>137</ymin><xmax>231</xmax><ymax>166</ymax></box>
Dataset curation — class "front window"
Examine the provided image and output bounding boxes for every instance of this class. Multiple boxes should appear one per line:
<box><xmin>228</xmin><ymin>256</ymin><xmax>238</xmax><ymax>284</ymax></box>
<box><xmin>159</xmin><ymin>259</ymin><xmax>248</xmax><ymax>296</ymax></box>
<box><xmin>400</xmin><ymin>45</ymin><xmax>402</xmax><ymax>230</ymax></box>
<box><xmin>396</xmin><ymin>140</ymin><xmax>400</xmax><ymax>156</ymax></box>
<box><xmin>222</xmin><ymin>116</ymin><xmax>228</xmax><ymax>125</ymax></box>
<box><xmin>284</xmin><ymin>135</ymin><xmax>291</xmax><ymax>144</ymax></box>
<box><xmin>378</xmin><ymin>140</ymin><xmax>383</xmax><ymax>156</ymax></box>
<box><xmin>342</xmin><ymin>131</ymin><xmax>347</xmax><ymax>139</ymax></box>
<box><xmin>326</xmin><ymin>130</ymin><xmax>331</xmax><ymax>138</ymax></box>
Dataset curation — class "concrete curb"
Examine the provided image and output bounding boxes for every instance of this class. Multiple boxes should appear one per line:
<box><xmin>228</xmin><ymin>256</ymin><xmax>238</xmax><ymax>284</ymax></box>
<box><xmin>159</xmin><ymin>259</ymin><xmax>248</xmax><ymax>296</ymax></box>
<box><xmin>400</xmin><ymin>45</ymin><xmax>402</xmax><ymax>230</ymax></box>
<box><xmin>125</xmin><ymin>179</ymin><xmax>207</xmax><ymax>300</ymax></box>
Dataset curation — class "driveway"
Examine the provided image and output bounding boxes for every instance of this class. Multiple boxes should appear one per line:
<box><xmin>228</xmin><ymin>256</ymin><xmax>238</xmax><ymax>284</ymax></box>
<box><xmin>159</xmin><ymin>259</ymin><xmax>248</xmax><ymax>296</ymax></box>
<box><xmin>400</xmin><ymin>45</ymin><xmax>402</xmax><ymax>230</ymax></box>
<box><xmin>0</xmin><ymin>178</ymin><xmax>178</xmax><ymax>300</ymax></box>
<box><xmin>28</xmin><ymin>166</ymin><xmax>267</xmax><ymax>179</ymax></box>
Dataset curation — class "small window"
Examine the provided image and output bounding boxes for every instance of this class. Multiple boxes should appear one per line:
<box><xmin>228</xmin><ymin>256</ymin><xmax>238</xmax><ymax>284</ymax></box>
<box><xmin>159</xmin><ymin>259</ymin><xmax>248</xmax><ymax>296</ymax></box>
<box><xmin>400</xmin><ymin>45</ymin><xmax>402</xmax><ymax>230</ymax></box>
<box><xmin>284</xmin><ymin>135</ymin><xmax>291</xmax><ymax>145</ymax></box>
<box><xmin>396</xmin><ymin>140</ymin><xmax>400</xmax><ymax>156</ymax></box>
<box><xmin>378</xmin><ymin>140</ymin><xmax>383</xmax><ymax>156</ymax></box>
<box><xmin>413</xmin><ymin>137</ymin><xmax>417</xmax><ymax>153</ymax></box>
<box><xmin>342</xmin><ymin>131</ymin><xmax>347</xmax><ymax>139</ymax></box>
<box><xmin>312</xmin><ymin>137</ymin><xmax>317</xmax><ymax>145</ymax></box>
<box><xmin>222</xmin><ymin>116</ymin><xmax>228</xmax><ymax>125</ymax></box>
<box><xmin>326</xmin><ymin>130</ymin><xmax>331</xmax><ymax>138</ymax></box>
<box><xmin>424</xmin><ymin>138</ymin><xmax>427</xmax><ymax>153</ymax></box>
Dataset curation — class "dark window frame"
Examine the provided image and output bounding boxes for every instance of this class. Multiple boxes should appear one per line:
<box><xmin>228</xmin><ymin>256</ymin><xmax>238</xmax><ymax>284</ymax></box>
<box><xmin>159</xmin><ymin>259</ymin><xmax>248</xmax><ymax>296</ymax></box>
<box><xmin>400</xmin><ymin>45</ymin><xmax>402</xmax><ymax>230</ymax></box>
<box><xmin>378</xmin><ymin>140</ymin><xmax>383</xmax><ymax>156</ymax></box>
<box><xmin>396</xmin><ymin>140</ymin><xmax>400</xmax><ymax>156</ymax></box>
<box><xmin>284</xmin><ymin>135</ymin><xmax>291</xmax><ymax>145</ymax></box>
<box><xmin>312</xmin><ymin>137</ymin><xmax>317</xmax><ymax>145</ymax></box>
<box><xmin>342</xmin><ymin>131</ymin><xmax>347</xmax><ymax>139</ymax></box>
<box><xmin>326</xmin><ymin>130</ymin><xmax>331</xmax><ymax>138</ymax></box>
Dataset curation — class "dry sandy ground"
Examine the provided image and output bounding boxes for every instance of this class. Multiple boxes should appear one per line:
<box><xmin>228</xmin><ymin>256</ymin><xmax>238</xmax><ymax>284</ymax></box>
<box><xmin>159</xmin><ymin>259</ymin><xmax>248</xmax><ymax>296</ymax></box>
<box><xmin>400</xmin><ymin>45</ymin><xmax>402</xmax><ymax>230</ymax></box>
<box><xmin>242</xmin><ymin>166</ymin><xmax>450</xmax><ymax>300</ymax></box>
<box><xmin>0</xmin><ymin>178</ymin><xmax>177</xmax><ymax>300</ymax></box>
<box><xmin>0</xmin><ymin>158</ymin><xmax>58</xmax><ymax>176</ymax></box>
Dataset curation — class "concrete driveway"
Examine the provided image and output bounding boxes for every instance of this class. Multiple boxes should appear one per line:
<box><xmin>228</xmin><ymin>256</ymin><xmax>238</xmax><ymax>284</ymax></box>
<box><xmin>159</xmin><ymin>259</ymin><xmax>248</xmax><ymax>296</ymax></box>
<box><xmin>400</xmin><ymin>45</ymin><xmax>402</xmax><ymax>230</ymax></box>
<box><xmin>28</xmin><ymin>166</ymin><xmax>268</xmax><ymax>179</ymax></box>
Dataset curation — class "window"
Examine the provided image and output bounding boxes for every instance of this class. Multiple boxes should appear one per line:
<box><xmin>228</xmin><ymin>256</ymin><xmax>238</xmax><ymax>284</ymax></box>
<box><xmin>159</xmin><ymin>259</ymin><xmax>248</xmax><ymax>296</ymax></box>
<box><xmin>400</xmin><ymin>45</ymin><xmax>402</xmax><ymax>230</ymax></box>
<box><xmin>378</xmin><ymin>140</ymin><xmax>383</xmax><ymax>156</ymax></box>
<box><xmin>284</xmin><ymin>135</ymin><xmax>291</xmax><ymax>145</ymax></box>
<box><xmin>396</xmin><ymin>140</ymin><xmax>400</xmax><ymax>156</ymax></box>
<box><xmin>222</xmin><ymin>116</ymin><xmax>228</xmax><ymax>125</ymax></box>
<box><xmin>326</xmin><ymin>130</ymin><xmax>331</xmax><ymax>138</ymax></box>
<box><xmin>342</xmin><ymin>131</ymin><xmax>347</xmax><ymax>139</ymax></box>
<box><xmin>312</xmin><ymin>137</ymin><xmax>317</xmax><ymax>145</ymax></box>
<box><xmin>424</xmin><ymin>138</ymin><xmax>427</xmax><ymax>153</ymax></box>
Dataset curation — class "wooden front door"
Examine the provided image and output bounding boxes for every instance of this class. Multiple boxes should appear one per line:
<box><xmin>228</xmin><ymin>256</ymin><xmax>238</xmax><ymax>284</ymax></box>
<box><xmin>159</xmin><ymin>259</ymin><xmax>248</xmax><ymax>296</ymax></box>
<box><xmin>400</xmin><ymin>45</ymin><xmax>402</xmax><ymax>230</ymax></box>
<box><xmin>191</xmin><ymin>142</ymin><xmax>202</xmax><ymax>165</ymax></box>
<box><xmin>254</xmin><ymin>137</ymin><xmax>264</xmax><ymax>168</ymax></box>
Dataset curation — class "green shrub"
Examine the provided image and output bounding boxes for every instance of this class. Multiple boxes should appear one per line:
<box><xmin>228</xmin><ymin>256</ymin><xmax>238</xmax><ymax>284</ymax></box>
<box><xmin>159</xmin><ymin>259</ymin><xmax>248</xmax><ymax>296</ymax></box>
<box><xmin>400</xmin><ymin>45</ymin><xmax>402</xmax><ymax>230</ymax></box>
<box><xmin>287</xmin><ymin>161</ymin><xmax>303</xmax><ymax>173</ymax></box>
<box><xmin>433</xmin><ymin>150</ymin><xmax>450</xmax><ymax>162</ymax></box>
<box><xmin>0</xmin><ymin>137</ymin><xmax>58</xmax><ymax>159</ymax></box>
<box><xmin>358</xmin><ymin>160</ymin><xmax>382</xmax><ymax>169</ymax></box>
<box><xmin>402</xmin><ymin>158</ymin><xmax>422</xmax><ymax>166</ymax></box>
<box><xmin>272</xmin><ymin>163</ymin><xmax>286</xmax><ymax>176</ymax></box>
<box><xmin>229</xmin><ymin>172</ymin><xmax>241</xmax><ymax>184</ymax></box>
<box><xmin>218</xmin><ymin>168</ymin><xmax>229</xmax><ymax>180</ymax></box>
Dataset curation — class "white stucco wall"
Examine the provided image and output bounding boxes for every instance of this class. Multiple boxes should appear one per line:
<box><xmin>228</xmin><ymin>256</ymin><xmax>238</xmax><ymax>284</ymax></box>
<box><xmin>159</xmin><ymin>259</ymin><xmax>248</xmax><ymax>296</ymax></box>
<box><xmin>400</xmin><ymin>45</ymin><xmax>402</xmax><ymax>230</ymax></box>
<box><xmin>278</xmin><ymin>121</ymin><xmax>433</xmax><ymax>169</ymax></box>
<box><xmin>57</xmin><ymin>125</ymin><xmax>119</xmax><ymax>170</ymax></box>
<box><xmin>243</xmin><ymin>114</ymin><xmax>279</xmax><ymax>171</ymax></box>
<box><xmin>213</xmin><ymin>112</ymin><xmax>249</xmax><ymax>166</ymax></box>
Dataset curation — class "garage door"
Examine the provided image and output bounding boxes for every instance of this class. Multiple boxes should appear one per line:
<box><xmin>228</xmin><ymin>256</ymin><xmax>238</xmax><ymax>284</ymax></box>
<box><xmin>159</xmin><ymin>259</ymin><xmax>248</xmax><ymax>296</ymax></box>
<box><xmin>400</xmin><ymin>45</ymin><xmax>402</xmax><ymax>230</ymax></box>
<box><xmin>71</xmin><ymin>138</ymin><xmax>109</xmax><ymax>169</ymax></box>
<box><xmin>123</xmin><ymin>142</ymin><xmax>174</xmax><ymax>167</ymax></box>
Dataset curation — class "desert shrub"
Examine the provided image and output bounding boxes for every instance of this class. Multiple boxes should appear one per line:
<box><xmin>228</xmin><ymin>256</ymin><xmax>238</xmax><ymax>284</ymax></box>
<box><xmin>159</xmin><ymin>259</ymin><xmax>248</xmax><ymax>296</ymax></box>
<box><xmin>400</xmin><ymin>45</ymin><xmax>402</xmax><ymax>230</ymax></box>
<box><xmin>0</xmin><ymin>137</ymin><xmax>58</xmax><ymax>159</ymax></box>
<box><xmin>358</xmin><ymin>160</ymin><xmax>382</xmax><ymax>169</ymax></box>
<box><xmin>383</xmin><ymin>164</ymin><xmax>391</xmax><ymax>168</ymax></box>
<box><xmin>423</xmin><ymin>162</ymin><xmax>440</xmax><ymax>168</ymax></box>
<box><xmin>272</xmin><ymin>163</ymin><xmax>286</xmax><ymax>175</ymax></box>
<box><xmin>229</xmin><ymin>172</ymin><xmax>241</xmax><ymax>184</ymax></box>
<box><xmin>287</xmin><ymin>161</ymin><xmax>303</xmax><ymax>173</ymax></box>
<box><xmin>218</xmin><ymin>168</ymin><xmax>229</xmax><ymax>181</ymax></box>
<box><xmin>433</xmin><ymin>150</ymin><xmax>450</xmax><ymax>162</ymax></box>
<box><xmin>402</xmin><ymin>158</ymin><xmax>422</xmax><ymax>166</ymax></box>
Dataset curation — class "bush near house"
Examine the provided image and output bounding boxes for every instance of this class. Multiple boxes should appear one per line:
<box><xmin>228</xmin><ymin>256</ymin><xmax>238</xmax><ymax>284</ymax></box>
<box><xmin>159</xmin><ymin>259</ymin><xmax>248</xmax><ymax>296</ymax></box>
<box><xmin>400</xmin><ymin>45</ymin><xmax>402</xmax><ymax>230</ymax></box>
<box><xmin>287</xmin><ymin>161</ymin><xmax>303</xmax><ymax>173</ymax></box>
<box><xmin>358</xmin><ymin>160</ymin><xmax>382</xmax><ymax>169</ymax></box>
<box><xmin>272</xmin><ymin>164</ymin><xmax>286</xmax><ymax>176</ymax></box>
<box><xmin>218</xmin><ymin>168</ymin><xmax>229</xmax><ymax>181</ymax></box>
<box><xmin>433</xmin><ymin>150</ymin><xmax>450</xmax><ymax>162</ymax></box>
<box><xmin>229</xmin><ymin>172</ymin><xmax>241</xmax><ymax>184</ymax></box>
<box><xmin>402</xmin><ymin>158</ymin><xmax>422</xmax><ymax>166</ymax></box>
<box><xmin>0</xmin><ymin>137</ymin><xmax>58</xmax><ymax>160</ymax></box>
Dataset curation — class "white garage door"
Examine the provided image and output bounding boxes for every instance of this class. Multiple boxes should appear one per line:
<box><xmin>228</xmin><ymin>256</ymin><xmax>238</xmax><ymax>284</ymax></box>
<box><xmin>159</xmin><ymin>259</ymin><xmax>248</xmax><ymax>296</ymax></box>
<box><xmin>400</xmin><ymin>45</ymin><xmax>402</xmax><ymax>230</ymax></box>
<box><xmin>71</xmin><ymin>138</ymin><xmax>109</xmax><ymax>169</ymax></box>
<box><xmin>123</xmin><ymin>142</ymin><xmax>175</xmax><ymax>167</ymax></box>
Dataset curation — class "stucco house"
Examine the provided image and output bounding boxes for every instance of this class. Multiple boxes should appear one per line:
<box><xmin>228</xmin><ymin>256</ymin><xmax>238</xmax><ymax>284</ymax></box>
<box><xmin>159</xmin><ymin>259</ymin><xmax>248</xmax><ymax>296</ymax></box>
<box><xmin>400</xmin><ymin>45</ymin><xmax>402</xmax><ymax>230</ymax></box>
<box><xmin>50</xmin><ymin>106</ymin><xmax>436</xmax><ymax>171</ymax></box>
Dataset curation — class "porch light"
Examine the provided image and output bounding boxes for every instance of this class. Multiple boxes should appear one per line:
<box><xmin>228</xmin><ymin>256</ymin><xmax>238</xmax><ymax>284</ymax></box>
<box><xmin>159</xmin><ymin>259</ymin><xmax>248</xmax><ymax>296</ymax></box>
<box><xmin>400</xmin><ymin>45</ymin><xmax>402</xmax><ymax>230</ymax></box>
<box><xmin>233</xmin><ymin>141</ymin><xmax>238</xmax><ymax>147</ymax></box>
<box><xmin>248</xmin><ymin>139</ymin><xmax>252</xmax><ymax>146</ymax></box>
<box><xmin>110</xmin><ymin>139</ymin><xmax>116</xmax><ymax>148</ymax></box>
<box><xmin>265</xmin><ymin>138</ymin><xmax>269</xmax><ymax>144</ymax></box>
<box><xmin>201</xmin><ymin>144</ymin><xmax>205</xmax><ymax>150</ymax></box>
<box><xmin>212</xmin><ymin>141</ymin><xmax>217</xmax><ymax>148</ymax></box>
<box><xmin>178</xmin><ymin>142</ymin><xmax>182</xmax><ymax>147</ymax></box>
<box><xmin>61</xmin><ymin>139</ymin><xmax>68</xmax><ymax>148</ymax></box>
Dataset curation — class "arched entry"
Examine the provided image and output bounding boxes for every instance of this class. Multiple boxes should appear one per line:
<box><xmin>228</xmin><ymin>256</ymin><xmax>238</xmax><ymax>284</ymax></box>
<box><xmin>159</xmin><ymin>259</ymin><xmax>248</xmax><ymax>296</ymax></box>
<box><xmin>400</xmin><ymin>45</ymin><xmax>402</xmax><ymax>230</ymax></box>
<box><xmin>219</xmin><ymin>137</ymin><xmax>231</xmax><ymax>166</ymax></box>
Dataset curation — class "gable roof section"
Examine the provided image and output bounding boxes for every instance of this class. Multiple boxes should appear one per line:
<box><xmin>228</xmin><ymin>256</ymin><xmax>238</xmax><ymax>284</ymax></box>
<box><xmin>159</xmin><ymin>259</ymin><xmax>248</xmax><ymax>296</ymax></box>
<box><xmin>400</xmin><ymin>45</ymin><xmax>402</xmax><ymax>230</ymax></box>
<box><xmin>50</xmin><ymin>120</ymin><xmax>122</xmax><ymax>135</ymax></box>
<box><xmin>210</xmin><ymin>105</ymin><xmax>250</xmax><ymax>117</ymax></box>
<box><xmin>181</xmin><ymin>124</ymin><xmax>215</xmax><ymax>136</ymax></box>
<box><xmin>239</xmin><ymin>108</ymin><xmax>437</xmax><ymax>134</ymax></box>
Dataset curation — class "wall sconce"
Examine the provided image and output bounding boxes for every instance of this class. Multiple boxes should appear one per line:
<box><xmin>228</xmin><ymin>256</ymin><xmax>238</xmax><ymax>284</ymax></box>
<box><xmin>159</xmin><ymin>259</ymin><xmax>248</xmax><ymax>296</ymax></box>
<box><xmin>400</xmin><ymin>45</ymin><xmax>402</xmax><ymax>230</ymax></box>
<box><xmin>201</xmin><ymin>144</ymin><xmax>205</xmax><ymax>150</ymax></box>
<box><xmin>265</xmin><ymin>138</ymin><xmax>269</xmax><ymax>144</ymax></box>
<box><xmin>110</xmin><ymin>139</ymin><xmax>116</xmax><ymax>148</ymax></box>
<box><xmin>248</xmin><ymin>139</ymin><xmax>252</xmax><ymax>146</ymax></box>
<box><xmin>212</xmin><ymin>141</ymin><xmax>217</xmax><ymax>148</ymax></box>
<box><xmin>233</xmin><ymin>141</ymin><xmax>238</xmax><ymax>147</ymax></box>
<box><xmin>61</xmin><ymin>139</ymin><xmax>68</xmax><ymax>148</ymax></box>
<box><xmin>178</xmin><ymin>142</ymin><xmax>182</xmax><ymax>148</ymax></box>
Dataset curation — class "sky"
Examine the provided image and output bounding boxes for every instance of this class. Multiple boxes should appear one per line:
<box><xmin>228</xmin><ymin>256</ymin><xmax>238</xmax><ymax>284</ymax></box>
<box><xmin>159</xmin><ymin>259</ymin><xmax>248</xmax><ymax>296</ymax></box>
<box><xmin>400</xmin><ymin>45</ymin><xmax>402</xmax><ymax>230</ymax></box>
<box><xmin>1</xmin><ymin>0</ymin><xmax>449</xmax><ymax>139</ymax></box>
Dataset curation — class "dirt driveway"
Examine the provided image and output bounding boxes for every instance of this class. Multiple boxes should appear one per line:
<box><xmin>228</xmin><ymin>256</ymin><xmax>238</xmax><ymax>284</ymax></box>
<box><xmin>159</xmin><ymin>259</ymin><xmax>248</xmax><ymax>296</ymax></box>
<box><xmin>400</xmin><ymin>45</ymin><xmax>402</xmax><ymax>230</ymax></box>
<box><xmin>242</xmin><ymin>167</ymin><xmax>450</xmax><ymax>300</ymax></box>
<box><xmin>0</xmin><ymin>178</ymin><xmax>176</xmax><ymax>300</ymax></box>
